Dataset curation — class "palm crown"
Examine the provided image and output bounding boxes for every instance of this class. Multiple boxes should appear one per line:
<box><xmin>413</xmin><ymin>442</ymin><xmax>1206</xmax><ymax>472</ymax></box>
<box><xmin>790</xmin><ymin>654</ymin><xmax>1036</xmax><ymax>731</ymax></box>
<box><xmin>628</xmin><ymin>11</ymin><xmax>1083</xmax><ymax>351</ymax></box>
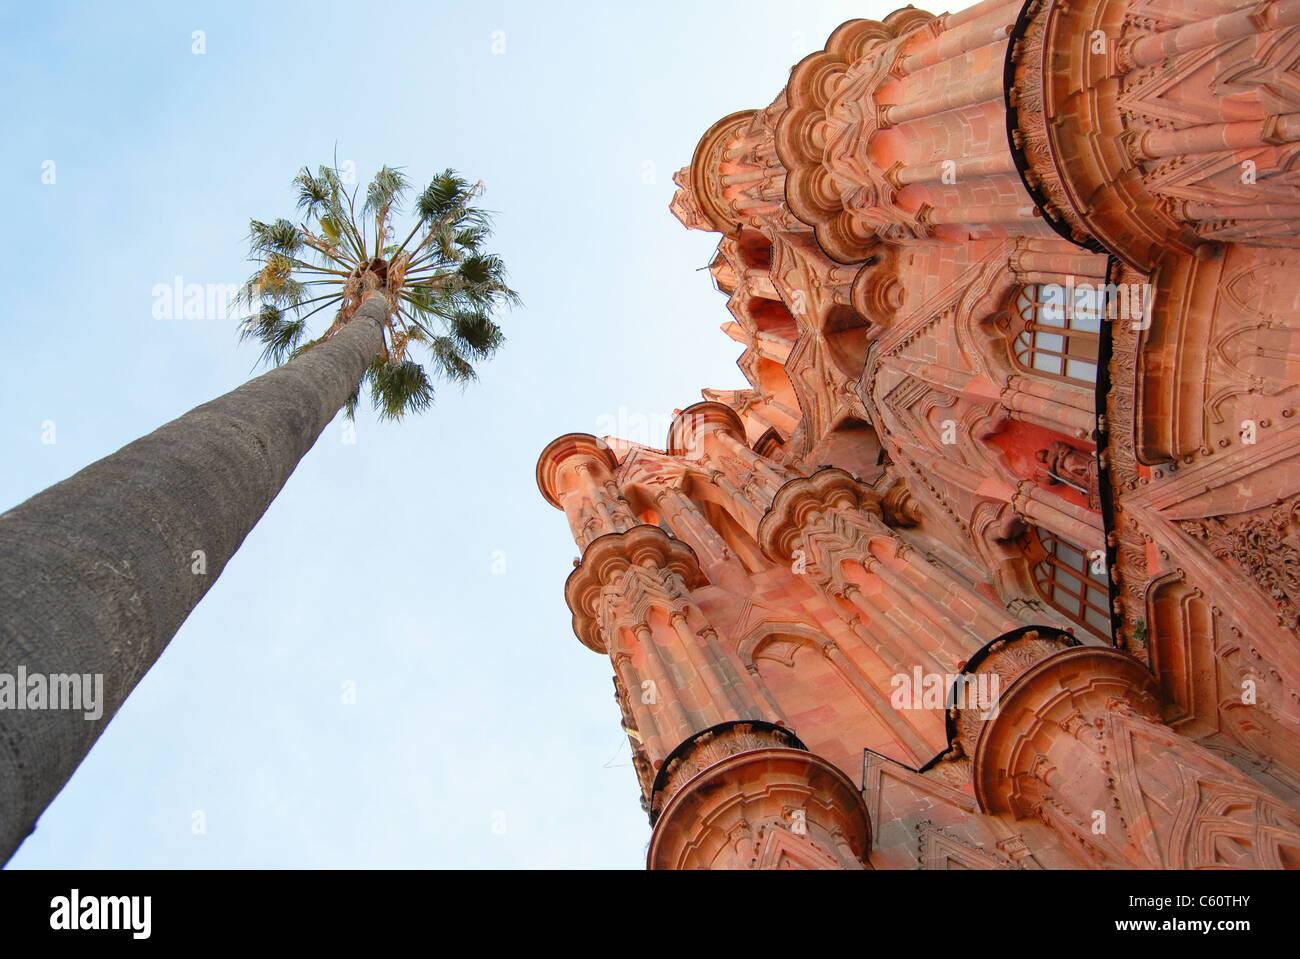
<box><xmin>240</xmin><ymin>162</ymin><xmax>519</xmax><ymax>419</ymax></box>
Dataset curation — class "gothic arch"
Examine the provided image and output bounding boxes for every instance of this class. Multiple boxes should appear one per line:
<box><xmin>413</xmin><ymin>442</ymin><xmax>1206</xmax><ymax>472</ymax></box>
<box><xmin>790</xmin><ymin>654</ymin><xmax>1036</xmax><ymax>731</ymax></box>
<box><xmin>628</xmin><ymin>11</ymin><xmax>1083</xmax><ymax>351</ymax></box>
<box><xmin>951</xmin><ymin>255</ymin><xmax>1019</xmax><ymax>384</ymax></box>
<box><xmin>823</xmin><ymin>304</ymin><xmax>875</xmax><ymax>381</ymax></box>
<box><xmin>677</xmin><ymin>471</ymin><xmax>770</xmax><ymax>573</ymax></box>
<box><xmin>953</xmin><ymin>258</ymin><xmax>1104</xmax><ymax>498</ymax></box>
<box><xmin>962</xmin><ymin>250</ymin><xmax>1103</xmax><ymax>428</ymax></box>
<box><xmin>1021</xmin><ymin>525</ymin><xmax>1111</xmax><ymax>641</ymax></box>
<box><xmin>734</xmin><ymin>229</ymin><xmax>773</xmax><ymax>271</ymax></box>
<box><xmin>737</xmin><ymin>622</ymin><xmax>875</xmax><ymax>778</ymax></box>
<box><xmin>737</xmin><ymin>621</ymin><xmax>829</xmax><ymax>670</ymax></box>
<box><xmin>617</xmin><ymin>482</ymin><xmax>671</xmax><ymax>533</ymax></box>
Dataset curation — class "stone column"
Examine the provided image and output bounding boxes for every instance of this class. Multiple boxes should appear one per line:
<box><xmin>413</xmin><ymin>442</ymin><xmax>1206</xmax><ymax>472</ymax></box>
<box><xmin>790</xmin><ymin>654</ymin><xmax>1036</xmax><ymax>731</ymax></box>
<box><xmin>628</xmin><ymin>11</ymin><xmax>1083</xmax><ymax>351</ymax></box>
<box><xmin>668</xmin><ymin>611</ymin><xmax>740</xmax><ymax>726</ymax></box>
<box><xmin>536</xmin><ymin>433</ymin><xmax>638</xmax><ymax>550</ymax></box>
<box><xmin>669</xmin><ymin>402</ymin><xmax>776</xmax><ymax>536</ymax></box>
<box><xmin>756</xmin><ymin>467</ymin><xmax>1022</xmax><ymax>759</ymax></box>
<box><xmin>612</xmin><ymin>652</ymin><xmax>668</xmax><ymax>763</ymax></box>
<box><xmin>1011</xmin><ymin>478</ymin><xmax>1105</xmax><ymax>553</ymax></box>
<box><xmin>1001</xmin><ymin>375</ymin><xmax>1095</xmax><ymax>439</ymax></box>
<box><xmin>647</xmin><ymin>721</ymin><xmax>873</xmax><ymax>869</ymax></box>
<box><xmin>632</xmin><ymin>622</ymin><xmax>698</xmax><ymax>743</ymax></box>
<box><xmin>653</xmin><ymin>486</ymin><xmax>751</xmax><ymax>592</ymax></box>
<box><xmin>955</xmin><ymin>628</ymin><xmax>1300</xmax><ymax>868</ymax></box>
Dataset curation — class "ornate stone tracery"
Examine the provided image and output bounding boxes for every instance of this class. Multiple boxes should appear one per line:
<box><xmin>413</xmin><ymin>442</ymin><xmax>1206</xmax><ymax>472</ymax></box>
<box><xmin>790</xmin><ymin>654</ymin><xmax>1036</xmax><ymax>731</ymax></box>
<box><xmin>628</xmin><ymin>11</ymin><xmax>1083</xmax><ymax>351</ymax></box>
<box><xmin>1179</xmin><ymin>496</ymin><xmax>1300</xmax><ymax>630</ymax></box>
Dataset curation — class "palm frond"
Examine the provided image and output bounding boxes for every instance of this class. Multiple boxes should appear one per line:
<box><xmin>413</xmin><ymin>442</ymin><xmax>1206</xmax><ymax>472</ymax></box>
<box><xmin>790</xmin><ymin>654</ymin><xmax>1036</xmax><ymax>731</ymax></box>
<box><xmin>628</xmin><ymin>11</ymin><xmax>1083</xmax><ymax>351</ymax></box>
<box><xmin>456</xmin><ymin>252</ymin><xmax>505</xmax><ymax>287</ymax></box>
<box><xmin>453</xmin><ymin>225</ymin><xmax>489</xmax><ymax>251</ymax></box>
<box><xmin>364</xmin><ymin>165</ymin><xmax>410</xmax><ymax>217</ymax></box>
<box><xmin>368</xmin><ymin>357</ymin><xmax>435</xmax><ymax>420</ymax></box>
<box><xmin>294</xmin><ymin>168</ymin><xmax>331</xmax><ymax>215</ymax></box>
<box><xmin>240</xmin><ymin>304</ymin><xmax>307</xmax><ymax>366</ymax></box>
<box><xmin>342</xmin><ymin>380</ymin><xmax>362</xmax><ymax>421</ymax></box>
<box><xmin>429</xmin><ymin>335</ymin><xmax>478</xmax><ymax>386</ymax></box>
<box><xmin>447</xmin><ymin>309</ymin><xmax>505</xmax><ymax>360</ymax></box>
<box><xmin>249</xmin><ymin>218</ymin><xmax>302</xmax><ymax>257</ymax></box>
<box><xmin>415</xmin><ymin>170</ymin><xmax>475</xmax><ymax>223</ymax></box>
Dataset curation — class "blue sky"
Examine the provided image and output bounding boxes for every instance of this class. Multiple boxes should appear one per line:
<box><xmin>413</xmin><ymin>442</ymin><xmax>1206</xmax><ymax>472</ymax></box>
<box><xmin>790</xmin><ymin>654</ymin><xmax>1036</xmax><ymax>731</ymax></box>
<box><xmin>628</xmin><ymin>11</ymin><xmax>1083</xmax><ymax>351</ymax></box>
<box><xmin>0</xmin><ymin>0</ymin><xmax>895</xmax><ymax>867</ymax></box>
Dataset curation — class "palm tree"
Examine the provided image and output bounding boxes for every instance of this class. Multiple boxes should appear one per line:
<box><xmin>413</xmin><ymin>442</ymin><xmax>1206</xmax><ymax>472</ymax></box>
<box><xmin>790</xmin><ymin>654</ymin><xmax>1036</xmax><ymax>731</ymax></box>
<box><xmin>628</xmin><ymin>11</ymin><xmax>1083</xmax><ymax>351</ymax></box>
<box><xmin>242</xmin><ymin>163</ymin><xmax>517</xmax><ymax>419</ymax></box>
<box><xmin>0</xmin><ymin>163</ymin><xmax>517</xmax><ymax>861</ymax></box>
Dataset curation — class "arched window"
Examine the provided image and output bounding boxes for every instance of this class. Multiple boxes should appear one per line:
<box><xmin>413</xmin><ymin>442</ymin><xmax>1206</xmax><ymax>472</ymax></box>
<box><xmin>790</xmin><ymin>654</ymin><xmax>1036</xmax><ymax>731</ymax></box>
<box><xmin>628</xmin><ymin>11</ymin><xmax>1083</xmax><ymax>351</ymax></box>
<box><xmin>1027</xmin><ymin>529</ymin><xmax>1112</xmax><ymax>640</ymax></box>
<box><xmin>1010</xmin><ymin>283</ymin><xmax>1101</xmax><ymax>385</ymax></box>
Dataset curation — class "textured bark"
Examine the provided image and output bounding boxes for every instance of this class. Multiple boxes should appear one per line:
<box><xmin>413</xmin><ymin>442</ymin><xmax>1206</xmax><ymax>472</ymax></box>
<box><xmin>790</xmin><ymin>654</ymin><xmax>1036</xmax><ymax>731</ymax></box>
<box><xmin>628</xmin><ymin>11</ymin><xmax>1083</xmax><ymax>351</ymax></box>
<box><xmin>0</xmin><ymin>295</ymin><xmax>386</xmax><ymax>861</ymax></box>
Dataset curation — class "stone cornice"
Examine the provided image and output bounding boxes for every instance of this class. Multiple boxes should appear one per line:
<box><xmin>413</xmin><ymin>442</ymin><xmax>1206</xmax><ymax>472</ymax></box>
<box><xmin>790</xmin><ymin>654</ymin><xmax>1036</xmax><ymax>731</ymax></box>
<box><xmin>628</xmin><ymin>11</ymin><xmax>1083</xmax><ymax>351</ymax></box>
<box><xmin>757</xmin><ymin>466</ymin><xmax>884</xmax><ymax>563</ymax></box>
<box><xmin>563</xmin><ymin>524</ymin><xmax>705</xmax><ymax>653</ymax></box>
<box><xmin>1004</xmin><ymin>0</ymin><xmax>1106</xmax><ymax>252</ymax></box>
<box><xmin>536</xmin><ymin>432</ymin><xmax>621</xmax><ymax>509</ymax></box>
<box><xmin>679</xmin><ymin>111</ymin><xmax>759</xmax><ymax>234</ymax></box>
<box><xmin>648</xmin><ymin>720</ymin><xmax>806</xmax><ymax>823</ymax></box>
<box><xmin>1034</xmin><ymin>0</ymin><xmax>1209</xmax><ymax>269</ymax></box>
<box><xmin>646</xmin><ymin>737</ymin><xmax>872</xmax><ymax>869</ymax></box>
<box><xmin>965</xmin><ymin>636</ymin><xmax>1162</xmax><ymax>816</ymax></box>
<box><xmin>776</xmin><ymin>13</ymin><xmax>938</xmax><ymax>261</ymax></box>
<box><xmin>667</xmin><ymin>400</ymin><xmax>749</xmax><ymax>457</ymax></box>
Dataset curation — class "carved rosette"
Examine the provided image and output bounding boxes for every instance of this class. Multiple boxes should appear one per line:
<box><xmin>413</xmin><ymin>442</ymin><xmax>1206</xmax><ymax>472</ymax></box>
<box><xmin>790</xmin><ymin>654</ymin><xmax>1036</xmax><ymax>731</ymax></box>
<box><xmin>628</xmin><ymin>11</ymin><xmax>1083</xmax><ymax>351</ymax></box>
<box><xmin>646</xmin><ymin>721</ymin><xmax>873</xmax><ymax>869</ymax></box>
<box><xmin>1178</xmin><ymin>497</ymin><xmax>1300</xmax><ymax>632</ymax></box>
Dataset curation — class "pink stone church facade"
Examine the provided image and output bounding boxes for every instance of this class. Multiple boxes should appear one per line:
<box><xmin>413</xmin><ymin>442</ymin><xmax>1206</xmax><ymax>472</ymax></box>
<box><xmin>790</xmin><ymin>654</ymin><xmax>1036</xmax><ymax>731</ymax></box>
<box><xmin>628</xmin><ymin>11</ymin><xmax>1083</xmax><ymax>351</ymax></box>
<box><xmin>538</xmin><ymin>0</ymin><xmax>1300</xmax><ymax>868</ymax></box>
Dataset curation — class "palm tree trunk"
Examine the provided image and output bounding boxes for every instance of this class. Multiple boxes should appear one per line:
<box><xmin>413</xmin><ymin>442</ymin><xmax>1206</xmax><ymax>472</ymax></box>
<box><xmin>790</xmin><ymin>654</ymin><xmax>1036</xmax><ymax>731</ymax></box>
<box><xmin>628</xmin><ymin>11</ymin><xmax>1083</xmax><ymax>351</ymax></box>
<box><xmin>0</xmin><ymin>294</ymin><xmax>387</xmax><ymax>861</ymax></box>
